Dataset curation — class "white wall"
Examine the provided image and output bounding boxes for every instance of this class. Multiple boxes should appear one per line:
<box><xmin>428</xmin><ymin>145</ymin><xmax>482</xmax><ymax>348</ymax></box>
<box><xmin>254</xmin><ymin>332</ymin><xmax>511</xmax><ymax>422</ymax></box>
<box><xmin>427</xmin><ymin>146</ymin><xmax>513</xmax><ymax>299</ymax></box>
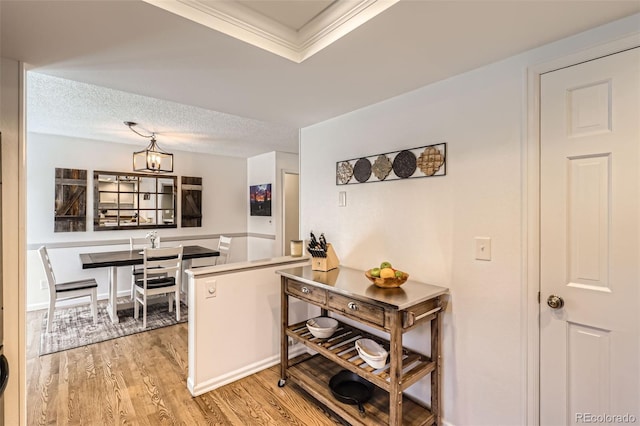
<box><xmin>247</xmin><ymin>151</ymin><xmax>299</xmax><ymax>260</ymax></box>
<box><xmin>299</xmin><ymin>15</ymin><xmax>640</xmax><ymax>426</ymax></box>
<box><xmin>247</xmin><ymin>152</ymin><xmax>276</xmax><ymax>260</ymax></box>
<box><xmin>187</xmin><ymin>256</ymin><xmax>310</xmax><ymax>396</ymax></box>
<box><xmin>26</xmin><ymin>132</ymin><xmax>248</xmax><ymax>308</ymax></box>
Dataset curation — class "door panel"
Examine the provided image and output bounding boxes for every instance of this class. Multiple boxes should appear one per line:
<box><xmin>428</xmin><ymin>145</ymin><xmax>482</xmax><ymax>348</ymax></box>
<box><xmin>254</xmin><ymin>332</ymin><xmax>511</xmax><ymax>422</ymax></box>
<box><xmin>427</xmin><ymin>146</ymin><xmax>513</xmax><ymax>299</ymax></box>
<box><xmin>567</xmin><ymin>154</ymin><xmax>610</xmax><ymax>291</ymax></box>
<box><xmin>540</xmin><ymin>48</ymin><xmax>639</xmax><ymax>425</ymax></box>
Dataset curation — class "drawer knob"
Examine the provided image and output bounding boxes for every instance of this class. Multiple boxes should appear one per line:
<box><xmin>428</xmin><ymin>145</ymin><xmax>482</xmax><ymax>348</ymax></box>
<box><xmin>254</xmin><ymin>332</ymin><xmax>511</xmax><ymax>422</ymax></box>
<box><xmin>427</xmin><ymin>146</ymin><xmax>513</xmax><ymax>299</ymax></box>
<box><xmin>301</xmin><ymin>287</ymin><xmax>310</xmax><ymax>294</ymax></box>
<box><xmin>348</xmin><ymin>302</ymin><xmax>359</xmax><ymax>311</ymax></box>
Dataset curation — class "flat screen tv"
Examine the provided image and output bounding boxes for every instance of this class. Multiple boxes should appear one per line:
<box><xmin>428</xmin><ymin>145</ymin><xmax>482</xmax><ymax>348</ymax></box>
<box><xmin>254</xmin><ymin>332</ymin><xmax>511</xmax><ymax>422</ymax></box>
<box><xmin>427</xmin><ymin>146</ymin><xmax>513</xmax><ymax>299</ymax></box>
<box><xmin>250</xmin><ymin>183</ymin><xmax>272</xmax><ymax>216</ymax></box>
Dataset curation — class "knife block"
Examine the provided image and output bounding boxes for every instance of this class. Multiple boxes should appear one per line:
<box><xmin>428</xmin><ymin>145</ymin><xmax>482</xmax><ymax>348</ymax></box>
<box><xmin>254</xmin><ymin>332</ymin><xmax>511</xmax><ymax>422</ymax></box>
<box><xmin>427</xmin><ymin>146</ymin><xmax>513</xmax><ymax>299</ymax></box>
<box><xmin>311</xmin><ymin>243</ymin><xmax>340</xmax><ymax>271</ymax></box>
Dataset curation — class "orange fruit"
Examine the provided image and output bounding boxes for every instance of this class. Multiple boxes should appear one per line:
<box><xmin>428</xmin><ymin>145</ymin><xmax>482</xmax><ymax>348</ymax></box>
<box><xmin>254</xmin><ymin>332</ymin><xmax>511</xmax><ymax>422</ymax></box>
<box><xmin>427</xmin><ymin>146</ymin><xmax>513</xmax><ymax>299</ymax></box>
<box><xmin>380</xmin><ymin>267</ymin><xmax>395</xmax><ymax>279</ymax></box>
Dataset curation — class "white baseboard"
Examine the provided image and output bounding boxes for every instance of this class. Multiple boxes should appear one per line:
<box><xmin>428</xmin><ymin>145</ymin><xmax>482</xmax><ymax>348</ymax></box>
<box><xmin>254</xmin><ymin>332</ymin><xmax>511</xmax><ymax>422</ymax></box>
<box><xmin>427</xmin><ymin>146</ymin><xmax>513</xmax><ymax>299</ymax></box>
<box><xmin>188</xmin><ymin>344</ymin><xmax>308</xmax><ymax>397</ymax></box>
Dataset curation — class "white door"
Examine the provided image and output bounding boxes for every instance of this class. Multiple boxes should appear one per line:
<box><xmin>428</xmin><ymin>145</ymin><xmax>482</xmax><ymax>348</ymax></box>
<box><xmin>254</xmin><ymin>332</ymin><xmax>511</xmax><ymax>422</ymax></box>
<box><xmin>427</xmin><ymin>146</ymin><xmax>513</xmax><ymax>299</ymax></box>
<box><xmin>540</xmin><ymin>47</ymin><xmax>640</xmax><ymax>425</ymax></box>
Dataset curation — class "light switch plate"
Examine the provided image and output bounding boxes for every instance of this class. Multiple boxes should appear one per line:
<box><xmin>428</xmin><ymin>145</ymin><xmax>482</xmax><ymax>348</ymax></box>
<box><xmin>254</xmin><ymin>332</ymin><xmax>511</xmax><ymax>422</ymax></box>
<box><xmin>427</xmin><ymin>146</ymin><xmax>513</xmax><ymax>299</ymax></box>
<box><xmin>338</xmin><ymin>191</ymin><xmax>347</xmax><ymax>207</ymax></box>
<box><xmin>475</xmin><ymin>237</ymin><xmax>491</xmax><ymax>261</ymax></box>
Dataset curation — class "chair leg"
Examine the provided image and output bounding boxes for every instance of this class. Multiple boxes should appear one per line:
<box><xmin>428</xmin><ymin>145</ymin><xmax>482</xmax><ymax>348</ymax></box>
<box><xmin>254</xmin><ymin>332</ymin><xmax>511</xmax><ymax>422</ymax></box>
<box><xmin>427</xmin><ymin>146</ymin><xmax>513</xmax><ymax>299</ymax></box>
<box><xmin>168</xmin><ymin>293</ymin><xmax>174</xmax><ymax>313</ymax></box>
<box><xmin>47</xmin><ymin>298</ymin><xmax>55</xmax><ymax>333</ymax></box>
<box><xmin>91</xmin><ymin>288</ymin><xmax>98</xmax><ymax>324</ymax></box>
<box><xmin>142</xmin><ymin>294</ymin><xmax>147</xmax><ymax>329</ymax></box>
<box><xmin>130</xmin><ymin>275</ymin><xmax>135</xmax><ymax>301</ymax></box>
<box><xmin>134</xmin><ymin>293</ymin><xmax>139</xmax><ymax>320</ymax></box>
<box><xmin>175</xmin><ymin>289</ymin><xmax>180</xmax><ymax>321</ymax></box>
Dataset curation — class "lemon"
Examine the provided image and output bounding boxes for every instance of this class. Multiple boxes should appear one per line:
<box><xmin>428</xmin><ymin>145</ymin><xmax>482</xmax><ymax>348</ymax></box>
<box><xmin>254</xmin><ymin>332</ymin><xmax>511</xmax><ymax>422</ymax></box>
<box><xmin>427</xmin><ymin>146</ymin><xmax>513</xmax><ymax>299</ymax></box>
<box><xmin>380</xmin><ymin>267</ymin><xmax>395</xmax><ymax>279</ymax></box>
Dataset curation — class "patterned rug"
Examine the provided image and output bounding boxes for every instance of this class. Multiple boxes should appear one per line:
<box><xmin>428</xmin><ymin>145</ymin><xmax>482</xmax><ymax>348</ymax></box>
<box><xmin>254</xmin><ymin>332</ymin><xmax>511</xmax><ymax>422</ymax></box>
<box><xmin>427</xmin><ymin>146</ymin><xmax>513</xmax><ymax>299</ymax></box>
<box><xmin>39</xmin><ymin>299</ymin><xmax>188</xmax><ymax>356</ymax></box>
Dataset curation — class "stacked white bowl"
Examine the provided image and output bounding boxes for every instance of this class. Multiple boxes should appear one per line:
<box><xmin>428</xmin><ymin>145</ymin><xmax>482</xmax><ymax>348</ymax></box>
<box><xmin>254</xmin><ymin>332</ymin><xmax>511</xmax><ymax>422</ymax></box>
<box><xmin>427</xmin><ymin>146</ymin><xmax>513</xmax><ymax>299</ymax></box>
<box><xmin>306</xmin><ymin>317</ymin><xmax>338</xmax><ymax>339</ymax></box>
<box><xmin>355</xmin><ymin>338</ymin><xmax>388</xmax><ymax>369</ymax></box>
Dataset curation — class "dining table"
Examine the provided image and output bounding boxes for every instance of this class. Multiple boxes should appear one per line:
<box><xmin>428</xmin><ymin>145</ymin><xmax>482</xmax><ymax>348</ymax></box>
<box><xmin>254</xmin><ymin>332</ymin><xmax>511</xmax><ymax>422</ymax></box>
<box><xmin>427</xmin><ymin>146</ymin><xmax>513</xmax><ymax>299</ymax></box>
<box><xmin>80</xmin><ymin>245</ymin><xmax>219</xmax><ymax>323</ymax></box>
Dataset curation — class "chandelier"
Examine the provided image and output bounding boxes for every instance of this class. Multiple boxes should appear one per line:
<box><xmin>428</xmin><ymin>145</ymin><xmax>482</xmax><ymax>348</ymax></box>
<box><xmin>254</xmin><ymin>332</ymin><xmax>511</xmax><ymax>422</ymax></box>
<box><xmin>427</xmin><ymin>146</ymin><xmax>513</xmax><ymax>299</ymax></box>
<box><xmin>125</xmin><ymin>121</ymin><xmax>173</xmax><ymax>173</ymax></box>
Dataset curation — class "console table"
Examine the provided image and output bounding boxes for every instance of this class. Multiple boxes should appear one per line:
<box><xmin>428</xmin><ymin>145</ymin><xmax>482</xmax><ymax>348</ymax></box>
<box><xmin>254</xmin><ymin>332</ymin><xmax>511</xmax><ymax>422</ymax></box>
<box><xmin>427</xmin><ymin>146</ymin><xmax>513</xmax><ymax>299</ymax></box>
<box><xmin>277</xmin><ymin>265</ymin><xmax>448</xmax><ymax>425</ymax></box>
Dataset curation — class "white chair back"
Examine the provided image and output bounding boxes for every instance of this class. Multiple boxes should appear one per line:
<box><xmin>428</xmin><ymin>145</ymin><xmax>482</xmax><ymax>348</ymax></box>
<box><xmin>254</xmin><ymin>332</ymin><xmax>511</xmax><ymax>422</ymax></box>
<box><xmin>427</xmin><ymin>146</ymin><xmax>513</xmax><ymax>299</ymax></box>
<box><xmin>37</xmin><ymin>245</ymin><xmax>99</xmax><ymax>331</ymax></box>
<box><xmin>141</xmin><ymin>246</ymin><xmax>183</xmax><ymax>288</ymax></box>
<box><xmin>37</xmin><ymin>246</ymin><xmax>57</xmax><ymax>300</ymax></box>
<box><xmin>131</xmin><ymin>235</ymin><xmax>161</xmax><ymax>249</ymax></box>
<box><xmin>217</xmin><ymin>236</ymin><xmax>232</xmax><ymax>265</ymax></box>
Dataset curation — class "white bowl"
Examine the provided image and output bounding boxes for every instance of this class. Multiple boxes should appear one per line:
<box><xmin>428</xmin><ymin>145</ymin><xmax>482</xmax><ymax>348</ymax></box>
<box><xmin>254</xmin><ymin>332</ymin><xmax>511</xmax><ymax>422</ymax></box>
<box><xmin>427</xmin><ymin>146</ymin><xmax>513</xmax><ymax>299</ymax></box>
<box><xmin>355</xmin><ymin>338</ymin><xmax>388</xmax><ymax>369</ymax></box>
<box><xmin>306</xmin><ymin>317</ymin><xmax>338</xmax><ymax>339</ymax></box>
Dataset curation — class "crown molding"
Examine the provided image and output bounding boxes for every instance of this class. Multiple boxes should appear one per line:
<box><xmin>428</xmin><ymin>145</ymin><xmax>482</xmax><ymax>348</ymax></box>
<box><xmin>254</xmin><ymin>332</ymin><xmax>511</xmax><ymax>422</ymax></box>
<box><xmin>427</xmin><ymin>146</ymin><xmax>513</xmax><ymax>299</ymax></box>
<box><xmin>142</xmin><ymin>0</ymin><xmax>399</xmax><ymax>63</ymax></box>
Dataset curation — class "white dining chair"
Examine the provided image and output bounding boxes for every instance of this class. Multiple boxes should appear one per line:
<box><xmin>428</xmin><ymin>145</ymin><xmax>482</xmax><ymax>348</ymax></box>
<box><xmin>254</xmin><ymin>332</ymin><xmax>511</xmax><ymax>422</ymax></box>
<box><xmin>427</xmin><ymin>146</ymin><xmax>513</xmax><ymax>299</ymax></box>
<box><xmin>133</xmin><ymin>245</ymin><xmax>183</xmax><ymax>329</ymax></box>
<box><xmin>216</xmin><ymin>236</ymin><xmax>232</xmax><ymax>265</ymax></box>
<box><xmin>130</xmin><ymin>236</ymin><xmax>165</xmax><ymax>299</ymax></box>
<box><xmin>129</xmin><ymin>237</ymin><xmax>142</xmax><ymax>299</ymax></box>
<box><xmin>189</xmin><ymin>235</ymin><xmax>233</xmax><ymax>268</ymax></box>
<box><xmin>38</xmin><ymin>246</ymin><xmax>98</xmax><ymax>332</ymax></box>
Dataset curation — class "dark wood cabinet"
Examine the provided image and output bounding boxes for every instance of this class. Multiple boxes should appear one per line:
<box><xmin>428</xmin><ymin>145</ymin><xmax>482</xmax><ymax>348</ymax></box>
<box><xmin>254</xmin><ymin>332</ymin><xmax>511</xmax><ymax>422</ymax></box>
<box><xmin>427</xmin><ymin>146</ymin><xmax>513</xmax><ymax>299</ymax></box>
<box><xmin>277</xmin><ymin>266</ymin><xmax>448</xmax><ymax>426</ymax></box>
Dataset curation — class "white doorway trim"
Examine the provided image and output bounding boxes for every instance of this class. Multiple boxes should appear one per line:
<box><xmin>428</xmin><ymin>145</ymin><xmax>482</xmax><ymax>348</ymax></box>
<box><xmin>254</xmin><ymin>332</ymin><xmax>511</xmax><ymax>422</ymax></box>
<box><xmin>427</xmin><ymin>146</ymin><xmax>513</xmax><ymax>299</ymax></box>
<box><xmin>280</xmin><ymin>169</ymin><xmax>299</xmax><ymax>255</ymax></box>
<box><xmin>524</xmin><ymin>33</ymin><xmax>640</xmax><ymax>425</ymax></box>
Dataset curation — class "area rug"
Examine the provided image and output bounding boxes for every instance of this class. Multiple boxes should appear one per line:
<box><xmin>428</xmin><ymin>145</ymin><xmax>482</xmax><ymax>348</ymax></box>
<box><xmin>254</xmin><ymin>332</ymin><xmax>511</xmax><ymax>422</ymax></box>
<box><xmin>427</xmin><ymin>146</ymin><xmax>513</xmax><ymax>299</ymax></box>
<box><xmin>39</xmin><ymin>300</ymin><xmax>188</xmax><ymax>356</ymax></box>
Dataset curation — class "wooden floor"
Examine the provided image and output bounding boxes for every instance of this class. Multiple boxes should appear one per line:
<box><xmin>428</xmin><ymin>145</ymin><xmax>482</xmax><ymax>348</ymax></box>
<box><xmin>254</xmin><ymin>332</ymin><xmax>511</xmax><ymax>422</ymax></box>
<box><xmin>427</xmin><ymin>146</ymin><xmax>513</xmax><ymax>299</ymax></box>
<box><xmin>26</xmin><ymin>310</ymin><xmax>343</xmax><ymax>425</ymax></box>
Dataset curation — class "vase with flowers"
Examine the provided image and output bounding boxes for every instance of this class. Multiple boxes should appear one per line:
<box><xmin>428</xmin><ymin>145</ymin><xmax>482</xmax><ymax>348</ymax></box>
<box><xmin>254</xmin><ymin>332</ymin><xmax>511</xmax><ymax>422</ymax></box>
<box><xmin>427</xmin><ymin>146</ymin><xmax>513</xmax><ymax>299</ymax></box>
<box><xmin>146</xmin><ymin>230</ymin><xmax>159</xmax><ymax>249</ymax></box>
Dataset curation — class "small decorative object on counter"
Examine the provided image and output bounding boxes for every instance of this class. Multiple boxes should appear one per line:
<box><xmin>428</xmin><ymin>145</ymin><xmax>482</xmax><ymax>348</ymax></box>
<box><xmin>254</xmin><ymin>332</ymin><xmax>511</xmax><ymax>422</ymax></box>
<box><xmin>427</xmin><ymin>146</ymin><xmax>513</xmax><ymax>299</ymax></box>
<box><xmin>365</xmin><ymin>261</ymin><xmax>409</xmax><ymax>288</ymax></box>
<box><xmin>307</xmin><ymin>231</ymin><xmax>339</xmax><ymax>271</ymax></box>
<box><xmin>290</xmin><ymin>240</ymin><xmax>303</xmax><ymax>257</ymax></box>
<box><xmin>146</xmin><ymin>230</ymin><xmax>158</xmax><ymax>249</ymax></box>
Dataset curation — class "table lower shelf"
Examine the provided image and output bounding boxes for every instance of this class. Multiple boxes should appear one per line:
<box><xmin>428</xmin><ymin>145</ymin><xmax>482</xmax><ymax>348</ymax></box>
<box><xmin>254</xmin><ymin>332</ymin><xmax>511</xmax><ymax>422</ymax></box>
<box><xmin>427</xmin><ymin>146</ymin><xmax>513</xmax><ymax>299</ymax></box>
<box><xmin>286</xmin><ymin>354</ymin><xmax>435</xmax><ymax>426</ymax></box>
<box><xmin>286</xmin><ymin>319</ymin><xmax>435</xmax><ymax>392</ymax></box>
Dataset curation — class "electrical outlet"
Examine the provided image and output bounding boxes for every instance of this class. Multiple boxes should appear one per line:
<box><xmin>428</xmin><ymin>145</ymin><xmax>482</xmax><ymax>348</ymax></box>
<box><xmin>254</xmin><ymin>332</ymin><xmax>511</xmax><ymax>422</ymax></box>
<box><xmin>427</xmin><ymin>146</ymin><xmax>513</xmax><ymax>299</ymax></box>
<box><xmin>40</xmin><ymin>280</ymin><xmax>48</xmax><ymax>290</ymax></box>
<box><xmin>205</xmin><ymin>279</ymin><xmax>217</xmax><ymax>298</ymax></box>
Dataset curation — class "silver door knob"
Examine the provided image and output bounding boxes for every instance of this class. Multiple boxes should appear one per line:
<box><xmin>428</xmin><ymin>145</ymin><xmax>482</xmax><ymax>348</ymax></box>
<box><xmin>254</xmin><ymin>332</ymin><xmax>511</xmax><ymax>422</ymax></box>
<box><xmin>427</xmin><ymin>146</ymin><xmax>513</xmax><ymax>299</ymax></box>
<box><xmin>547</xmin><ymin>294</ymin><xmax>564</xmax><ymax>309</ymax></box>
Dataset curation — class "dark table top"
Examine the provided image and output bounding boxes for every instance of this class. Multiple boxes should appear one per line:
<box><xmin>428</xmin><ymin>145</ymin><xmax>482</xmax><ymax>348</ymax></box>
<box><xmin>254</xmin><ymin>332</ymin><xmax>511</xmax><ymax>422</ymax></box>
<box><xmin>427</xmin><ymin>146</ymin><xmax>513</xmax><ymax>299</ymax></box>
<box><xmin>80</xmin><ymin>245</ymin><xmax>219</xmax><ymax>269</ymax></box>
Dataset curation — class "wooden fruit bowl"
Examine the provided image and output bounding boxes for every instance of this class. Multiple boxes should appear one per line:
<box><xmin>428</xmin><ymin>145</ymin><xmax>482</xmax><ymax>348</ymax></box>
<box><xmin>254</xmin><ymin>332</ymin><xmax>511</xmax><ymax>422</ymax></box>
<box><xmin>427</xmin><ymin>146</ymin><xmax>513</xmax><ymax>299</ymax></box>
<box><xmin>365</xmin><ymin>270</ymin><xmax>409</xmax><ymax>288</ymax></box>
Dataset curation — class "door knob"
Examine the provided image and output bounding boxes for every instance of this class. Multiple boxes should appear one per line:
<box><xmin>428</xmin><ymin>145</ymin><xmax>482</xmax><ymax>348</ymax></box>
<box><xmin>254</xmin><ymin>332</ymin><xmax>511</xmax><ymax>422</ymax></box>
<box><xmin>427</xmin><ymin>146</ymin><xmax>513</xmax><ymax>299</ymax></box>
<box><xmin>547</xmin><ymin>294</ymin><xmax>565</xmax><ymax>309</ymax></box>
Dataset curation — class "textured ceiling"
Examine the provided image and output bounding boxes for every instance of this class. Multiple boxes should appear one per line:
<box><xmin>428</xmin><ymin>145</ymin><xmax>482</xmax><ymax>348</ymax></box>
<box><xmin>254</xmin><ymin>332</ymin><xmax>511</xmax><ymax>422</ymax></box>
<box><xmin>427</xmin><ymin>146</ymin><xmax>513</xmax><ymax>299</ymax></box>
<box><xmin>3</xmin><ymin>1</ymin><xmax>640</xmax><ymax>157</ymax></box>
<box><xmin>27</xmin><ymin>73</ymin><xmax>299</xmax><ymax>158</ymax></box>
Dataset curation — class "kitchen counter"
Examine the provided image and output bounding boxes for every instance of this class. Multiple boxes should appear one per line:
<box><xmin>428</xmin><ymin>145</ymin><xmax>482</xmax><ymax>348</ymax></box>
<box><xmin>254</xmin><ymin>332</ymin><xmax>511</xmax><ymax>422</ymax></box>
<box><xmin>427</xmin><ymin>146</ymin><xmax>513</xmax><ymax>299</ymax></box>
<box><xmin>187</xmin><ymin>255</ymin><xmax>310</xmax><ymax>277</ymax></box>
<box><xmin>276</xmin><ymin>265</ymin><xmax>448</xmax><ymax>311</ymax></box>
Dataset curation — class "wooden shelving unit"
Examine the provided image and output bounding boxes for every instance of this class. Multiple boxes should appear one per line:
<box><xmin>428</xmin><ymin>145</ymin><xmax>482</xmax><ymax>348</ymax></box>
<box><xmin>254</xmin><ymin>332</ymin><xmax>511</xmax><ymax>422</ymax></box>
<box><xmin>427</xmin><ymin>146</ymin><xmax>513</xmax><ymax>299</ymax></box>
<box><xmin>277</xmin><ymin>265</ymin><xmax>448</xmax><ymax>426</ymax></box>
<box><xmin>288</xmin><ymin>354</ymin><xmax>434</xmax><ymax>426</ymax></box>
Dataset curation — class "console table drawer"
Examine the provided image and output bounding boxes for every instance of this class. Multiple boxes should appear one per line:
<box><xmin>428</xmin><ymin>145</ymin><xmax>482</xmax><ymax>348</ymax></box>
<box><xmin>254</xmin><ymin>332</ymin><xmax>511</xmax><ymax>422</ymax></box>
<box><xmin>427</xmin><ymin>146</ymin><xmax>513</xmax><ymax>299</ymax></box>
<box><xmin>328</xmin><ymin>293</ymin><xmax>385</xmax><ymax>327</ymax></box>
<box><xmin>286</xmin><ymin>280</ymin><xmax>327</xmax><ymax>305</ymax></box>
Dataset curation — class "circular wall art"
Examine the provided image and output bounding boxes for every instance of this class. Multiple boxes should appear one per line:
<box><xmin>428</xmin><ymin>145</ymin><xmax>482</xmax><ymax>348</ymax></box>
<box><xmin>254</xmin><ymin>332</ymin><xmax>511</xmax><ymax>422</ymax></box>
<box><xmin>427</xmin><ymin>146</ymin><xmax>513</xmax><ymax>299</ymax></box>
<box><xmin>392</xmin><ymin>150</ymin><xmax>417</xmax><ymax>178</ymax></box>
<box><xmin>417</xmin><ymin>146</ymin><xmax>445</xmax><ymax>176</ymax></box>
<box><xmin>336</xmin><ymin>143</ymin><xmax>446</xmax><ymax>185</ymax></box>
<box><xmin>336</xmin><ymin>161</ymin><xmax>354</xmax><ymax>184</ymax></box>
<box><xmin>372</xmin><ymin>155</ymin><xmax>392</xmax><ymax>180</ymax></box>
<box><xmin>353</xmin><ymin>158</ymin><xmax>372</xmax><ymax>183</ymax></box>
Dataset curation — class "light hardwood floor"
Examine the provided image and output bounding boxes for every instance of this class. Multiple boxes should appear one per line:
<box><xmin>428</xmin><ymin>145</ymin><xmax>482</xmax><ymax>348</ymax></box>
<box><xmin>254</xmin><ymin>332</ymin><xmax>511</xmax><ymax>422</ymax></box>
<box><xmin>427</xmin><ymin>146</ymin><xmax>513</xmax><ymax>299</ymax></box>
<box><xmin>27</xmin><ymin>310</ymin><xmax>343</xmax><ymax>425</ymax></box>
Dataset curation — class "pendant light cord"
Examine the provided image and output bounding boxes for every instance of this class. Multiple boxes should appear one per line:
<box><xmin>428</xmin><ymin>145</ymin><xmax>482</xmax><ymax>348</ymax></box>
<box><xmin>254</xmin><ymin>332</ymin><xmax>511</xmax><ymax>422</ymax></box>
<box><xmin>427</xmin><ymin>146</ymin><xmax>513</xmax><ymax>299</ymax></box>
<box><xmin>124</xmin><ymin>121</ymin><xmax>155</xmax><ymax>140</ymax></box>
